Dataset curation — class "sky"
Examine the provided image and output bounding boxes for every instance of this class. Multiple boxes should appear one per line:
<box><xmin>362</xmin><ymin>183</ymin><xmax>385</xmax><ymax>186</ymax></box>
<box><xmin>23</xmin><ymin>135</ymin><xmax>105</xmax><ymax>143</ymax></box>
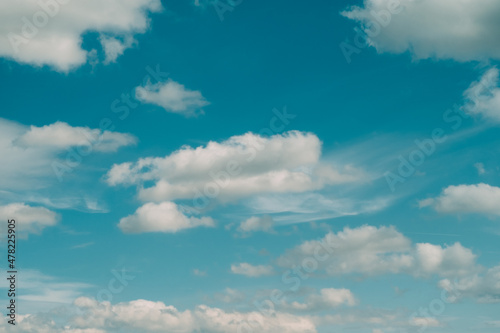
<box><xmin>0</xmin><ymin>0</ymin><xmax>499</xmax><ymax>332</ymax></box>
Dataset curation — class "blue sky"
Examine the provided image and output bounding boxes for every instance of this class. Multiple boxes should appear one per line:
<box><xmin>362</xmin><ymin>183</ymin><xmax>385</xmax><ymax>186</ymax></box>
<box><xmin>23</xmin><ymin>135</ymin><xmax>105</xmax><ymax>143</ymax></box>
<box><xmin>0</xmin><ymin>0</ymin><xmax>500</xmax><ymax>332</ymax></box>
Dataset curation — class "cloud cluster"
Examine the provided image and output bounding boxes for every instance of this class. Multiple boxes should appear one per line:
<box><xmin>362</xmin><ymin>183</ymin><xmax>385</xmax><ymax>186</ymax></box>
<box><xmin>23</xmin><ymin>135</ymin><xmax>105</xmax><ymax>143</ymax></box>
<box><xmin>342</xmin><ymin>0</ymin><xmax>500</xmax><ymax>61</ymax></box>
<box><xmin>0</xmin><ymin>0</ymin><xmax>162</xmax><ymax>71</ymax></box>
<box><xmin>439</xmin><ymin>265</ymin><xmax>500</xmax><ymax>303</ymax></box>
<box><xmin>106</xmin><ymin>131</ymin><xmax>361</xmax><ymax>204</ymax></box>
<box><xmin>4</xmin><ymin>297</ymin><xmax>317</xmax><ymax>333</ymax></box>
<box><xmin>277</xmin><ymin>225</ymin><xmax>478</xmax><ymax>278</ymax></box>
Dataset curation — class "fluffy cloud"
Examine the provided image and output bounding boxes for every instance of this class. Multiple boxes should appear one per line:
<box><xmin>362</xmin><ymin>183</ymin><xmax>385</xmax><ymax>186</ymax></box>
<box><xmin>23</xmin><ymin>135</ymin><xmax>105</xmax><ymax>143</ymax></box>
<box><xmin>237</xmin><ymin>215</ymin><xmax>274</xmax><ymax>233</ymax></box>
<box><xmin>462</xmin><ymin>67</ymin><xmax>500</xmax><ymax>121</ymax></box>
<box><xmin>106</xmin><ymin>131</ymin><xmax>362</xmax><ymax>204</ymax></box>
<box><xmin>0</xmin><ymin>118</ymin><xmax>135</xmax><ymax>190</ymax></box>
<box><xmin>342</xmin><ymin>0</ymin><xmax>500</xmax><ymax>61</ymax></box>
<box><xmin>283</xmin><ymin>288</ymin><xmax>357</xmax><ymax>311</ymax></box>
<box><xmin>0</xmin><ymin>203</ymin><xmax>58</xmax><ymax>235</ymax></box>
<box><xmin>419</xmin><ymin>183</ymin><xmax>500</xmax><ymax>216</ymax></box>
<box><xmin>277</xmin><ymin>225</ymin><xmax>478</xmax><ymax>278</ymax></box>
<box><xmin>439</xmin><ymin>265</ymin><xmax>500</xmax><ymax>303</ymax></box>
<box><xmin>118</xmin><ymin>201</ymin><xmax>215</xmax><ymax>234</ymax></box>
<box><xmin>135</xmin><ymin>79</ymin><xmax>210</xmax><ymax>116</ymax></box>
<box><xmin>3</xmin><ymin>297</ymin><xmax>317</xmax><ymax>333</ymax></box>
<box><xmin>16</xmin><ymin>121</ymin><xmax>137</xmax><ymax>152</ymax></box>
<box><xmin>0</xmin><ymin>0</ymin><xmax>161</xmax><ymax>71</ymax></box>
<box><xmin>231</xmin><ymin>263</ymin><xmax>274</xmax><ymax>277</ymax></box>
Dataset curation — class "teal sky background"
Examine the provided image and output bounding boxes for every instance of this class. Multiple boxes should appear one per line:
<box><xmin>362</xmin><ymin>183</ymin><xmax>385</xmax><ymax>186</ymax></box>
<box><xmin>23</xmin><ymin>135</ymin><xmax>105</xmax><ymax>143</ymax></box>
<box><xmin>0</xmin><ymin>0</ymin><xmax>499</xmax><ymax>332</ymax></box>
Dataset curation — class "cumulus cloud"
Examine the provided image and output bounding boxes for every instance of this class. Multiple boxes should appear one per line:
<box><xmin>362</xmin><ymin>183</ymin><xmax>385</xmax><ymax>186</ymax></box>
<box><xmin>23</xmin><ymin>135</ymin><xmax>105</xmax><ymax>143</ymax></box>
<box><xmin>237</xmin><ymin>215</ymin><xmax>274</xmax><ymax>233</ymax></box>
<box><xmin>118</xmin><ymin>201</ymin><xmax>215</xmax><ymax>234</ymax></box>
<box><xmin>106</xmin><ymin>131</ymin><xmax>363</xmax><ymax>204</ymax></box>
<box><xmin>0</xmin><ymin>0</ymin><xmax>161</xmax><ymax>71</ymax></box>
<box><xmin>0</xmin><ymin>203</ymin><xmax>58</xmax><ymax>235</ymax></box>
<box><xmin>277</xmin><ymin>225</ymin><xmax>478</xmax><ymax>278</ymax></box>
<box><xmin>419</xmin><ymin>183</ymin><xmax>500</xmax><ymax>216</ymax></box>
<box><xmin>462</xmin><ymin>67</ymin><xmax>500</xmax><ymax>121</ymax></box>
<box><xmin>135</xmin><ymin>79</ymin><xmax>210</xmax><ymax>116</ymax></box>
<box><xmin>342</xmin><ymin>0</ymin><xmax>500</xmax><ymax>61</ymax></box>
<box><xmin>231</xmin><ymin>263</ymin><xmax>274</xmax><ymax>277</ymax></box>
<box><xmin>0</xmin><ymin>118</ymin><xmax>136</xmax><ymax>190</ymax></box>
<box><xmin>439</xmin><ymin>265</ymin><xmax>500</xmax><ymax>303</ymax></box>
<box><xmin>283</xmin><ymin>288</ymin><xmax>357</xmax><ymax>312</ymax></box>
<box><xmin>16</xmin><ymin>121</ymin><xmax>137</xmax><ymax>152</ymax></box>
<box><xmin>3</xmin><ymin>297</ymin><xmax>317</xmax><ymax>333</ymax></box>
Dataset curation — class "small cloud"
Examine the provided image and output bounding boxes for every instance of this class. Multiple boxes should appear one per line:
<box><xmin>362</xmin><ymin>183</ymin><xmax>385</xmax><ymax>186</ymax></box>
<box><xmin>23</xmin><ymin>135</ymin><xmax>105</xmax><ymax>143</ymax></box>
<box><xmin>118</xmin><ymin>202</ymin><xmax>215</xmax><ymax>234</ymax></box>
<box><xmin>475</xmin><ymin>162</ymin><xmax>486</xmax><ymax>175</ymax></box>
<box><xmin>193</xmin><ymin>269</ymin><xmax>207</xmax><ymax>277</ymax></box>
<box><xmin>237</xmin><ymin>215</ymin><xmax>274</xmax><ymax>234</ymax></box>
<box><xmin>71</xmin><ymin>242</ymin><xmax>95</xmax><ymax>250</ymax></box>
<box><xmin>135</xmin><ymin>79</ymin><xmax>209</xmax><ymax>116</ymax></box>
<box><xmin>420</xmin><ymin>183</ymin><xmax>500</xmax><ymax>216</ymax></box>
<box><xmin>230</xmin><ymin>263</ymin><xmax>274</xmax><ymax>278</ymax></box>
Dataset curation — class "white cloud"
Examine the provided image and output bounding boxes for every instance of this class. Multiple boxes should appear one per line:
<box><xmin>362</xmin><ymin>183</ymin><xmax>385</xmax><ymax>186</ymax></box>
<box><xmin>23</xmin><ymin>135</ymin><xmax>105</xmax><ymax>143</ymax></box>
<box><xmin>277</xmin><ymin>225</ymin><xmax>478</xmax><ymax>278</ymax></box>
<box><xmin>283</xmin><ymin>288</ymin><xmax>357</xmax><ymax>311</ymax></box>
<box><xmin>342</xmin><ymin>0</ymin><xmax>500</xmax><ymax>61</ymax></box>
<box><xmin>237</xmin><ymin>215</ymin><xmax>274</xmax><ymax>233</ymax></box>
<box><xmin>5</xmin><ymin>297</ymin><xmax>317</xmax><ymax>333</ymax></box>
<box><xmin>0</xmin><ymin>203</ymin><xmax>58</xmax><ymax>234</ymax></box>
<box><xmin>419</xmin><ymin>183</ymin><xmax>500</xmax><ymax>216</ymax></box>
<box><xmin>106</xmin><ymin>131</ymin><xmax>362</xmax><ymax>204</ymax></box>
<box><xmin>0</xmin><ymin>0</ymin><xmax>162</xmax><ymax>71</ymax></box>
<box><xmin>462</xmin><ymin>67</ymin><xmax>500</xmax><ymax>121</ymax></box>
<box><xmin>439</xmin><ymin>265</ymin><xmax>500</xmax><ymax>303</ymax></box>
<box><xmin>16</xmin><ymin>121</ymin><xmax>137</xmax><ymax>152</ymax></box>
<box><xmin>118</xmin><ymin>201</ymin><xmax>215</xmax><ymax>234</ymax></box>
<box><xmin>231</xmin><ymin>263</ymin><xmax>274</xmax><ymax>277</ymax></box>
<box><xmin>0</xmin><ymin>118</ymin><xmax>136</xmax><ymax>191</ymax></box>
<box><xmin>135</xmin><ymin>79</ymin><xmax>210</xmax><ymax>116</ymax></box>
<box><xmin>100</xmin><ymin>35</ymin><xmax>135</xmax><ymax>64</ymax></box>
